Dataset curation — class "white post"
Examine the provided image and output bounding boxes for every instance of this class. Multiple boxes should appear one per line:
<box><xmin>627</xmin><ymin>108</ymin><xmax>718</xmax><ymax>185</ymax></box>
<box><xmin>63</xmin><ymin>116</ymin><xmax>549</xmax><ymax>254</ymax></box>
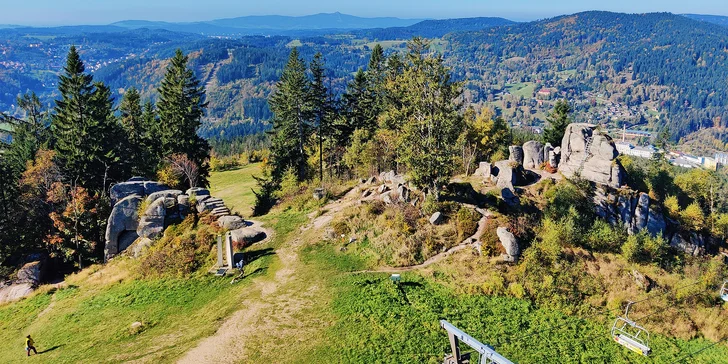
<box><xmin>217</xmin><ymin>235</ymin><xmax>224</xmax><ymax>268</ymax></box>
<box><xmin>225</xmin><ymin>233</ymin><xmax>234</xmax><ymax>269</ymax></box>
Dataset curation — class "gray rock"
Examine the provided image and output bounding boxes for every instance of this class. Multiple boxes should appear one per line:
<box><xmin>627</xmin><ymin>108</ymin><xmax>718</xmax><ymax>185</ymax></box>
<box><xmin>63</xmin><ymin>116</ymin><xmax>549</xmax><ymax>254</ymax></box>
<box><xmin>377</xmin><ymin>184</ymin><xmax>390</xmax><ymax>194</ymax></box>
<box><xmin>496</xmin><ymin>227</ymin><xmax>520</xmax><ymax>261</ymax></box>
<box><xmin>397</xmin><ymin>185</ymin><xmax>410</xmax><ymax>203</ymax></box>
<box><xmin>229</xmin><ymin>227</ymin><xmax>267</xmax><ymax>248</ymax></box>
<box><xmin>474</xmin><ymin>162</ymin><xmax>492</xmax><ymax>179</ymax></box>
<box><xmin>381</xmin><ymin>191</ymin><xmax>394</xmax><ymax>205</ymax></box>
<box><xmin>366</xmin><ymin>176</ymin><xmax>377</xmax><ymax>184</ymax></box>
<box><xmin>429</xmin><ymin>212</ymin><xmax>443</xmax><ymax>225</ymax></box>
<box><xmin>313</xmin><ymin>188</ymin><xmax>326</xmax><ymax>200</ymax></box>
<box><xmin>522</xmin><ymin>140</ymin><xmax>544</xmax><ymax>169</ymax></box>
<box><xmin>110</xmin><ymin>182</ymin><xmax>145</xmax><ymax>205</ymax></box>
<box><xmin>633</xmin><ymin>193</ymin><xmax>650</xmax><ymax>232</ymax></box>
<box><xmin>186</xmin><ymin>187</ymin><xmax>210</xmax><ymax>197</ymax></box>
<box><xmin>146</xmin><ymin>189</ymin><xmax>183</xmax><ymax>204</ymax></box>
<box><xmin>105</xmin><ymin>194</ymin><xmax>143</xmax><ymax>259</ymax></box>
<box><xmin>143</xmin><ymin>181</ymin><xmax>168</xmax><ymax>196</ymax></box>
<box><xmin>543</xmin><ymin>143</ymin><xmax>554</xmax><ymax>165</ymax></box>
<box><xmin>380</xmin><ymin>170</ymin><xmax>406</xmax><ymax>185</ymax></box>
<box><xmin>129</xmin><ymin>238</ymin><xmax>153</xmax><ymax>258</ymax></box>
<box><xmin>16</xmin><ymin>261</ymin><xmax>43</xmax><ymax>285</ymax></box>
<box><xmin>508</xmin><ymin>146</ymin><xmax>524</xmax><ymax>165</ymax></box>
<box><xmin>137</xmin><ymin>198</ymin><xmax>166</xmax><ymax>239</ymax></box>
<box><xmin>218</xmin><ymin>215</ymin><xmax>247</xmax><ymax>230</ymax></box>
<box><xmin>361</xmin><ymin>189</ymin><xmax>373</xmax><ymax>199</ymax></box>
<box><xmin>494</xmin><ymin>160</ymin><xmax>523</xmax><ymax>189</ymax></box>
<box><xmin>548</xmin><ymin>150</ymin><xmax>559</xmax><ymax>169</ymax></box>
<box><xmin>646</xmin><ymin>208</ymin><xmax>667</xmax><ymax>237</ymax></box>
<box><xmin>559</xmin><ymin>123</ymin><xmax>625</xmax><ymax>188</ymax></box>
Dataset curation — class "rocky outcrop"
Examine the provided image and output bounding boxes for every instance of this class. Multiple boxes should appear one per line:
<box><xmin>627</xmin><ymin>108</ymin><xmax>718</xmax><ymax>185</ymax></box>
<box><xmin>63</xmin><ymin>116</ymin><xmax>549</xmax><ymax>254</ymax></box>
<box><xmin>104</xmin><ymin>194</ymin><xmax>142</xmax><ymax>259</ymax></box>
<box><xmin>497</xmin><ymin>227</ymin><xmax>520</xmax><ymax>262</ymax></box>
<box><xmin>493</xmin><ymin>160</ymin><xmax>525</xmax><ymax>189</ymax></box>
<box><xmin>509</xmin><ymin>146</ymin><xmax>524</xmax><ymax>165</ymax></box>
<box><xmin>229</xmin><ymin>227</ymin><xmax>267</xmax><ymax>248</ymax></box>
<box><xmin>559</xmin><ymin>123</ymin><xmax>625</xmax><ymax>188</ymax></box>
<box><xmin>105</xmin><ymin>178</ymin><xmax>235</xmax><ymax>260</ymax></box>
<box><xmin>522</xmin><ymin>141</ymin><xmax>544</xmax><ymax>169</ymax></box>
<box><xmin>0</xmin><ymin>260</ymin><xmax>45</xmax><ymax>305</ymax></box>
<box><xmin>429</xmin><ymin>212</ymin><xmax>443</xmax><ymax>225</ymax></box>
<box><xmin>474</xmin><ymin>162</ymin><xmax>492</xmax><ymax>179</ymax></box>
<box><xmin>218</xmin><ymin>216</ymin><xmax>248</xmax><ymax>231</ymax></box>
<box><xmin>379</xmin><ymin>170</ymin><xmax>406</xmax><ymax>185</ymax></box>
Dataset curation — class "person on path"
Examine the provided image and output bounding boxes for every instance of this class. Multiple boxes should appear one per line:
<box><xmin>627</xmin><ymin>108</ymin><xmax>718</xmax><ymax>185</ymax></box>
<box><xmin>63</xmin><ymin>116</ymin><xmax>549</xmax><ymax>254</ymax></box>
<box><xmin>25</xmin><ymin>335</ymin><xmax>37</xmax><ymax>356</ymax></box>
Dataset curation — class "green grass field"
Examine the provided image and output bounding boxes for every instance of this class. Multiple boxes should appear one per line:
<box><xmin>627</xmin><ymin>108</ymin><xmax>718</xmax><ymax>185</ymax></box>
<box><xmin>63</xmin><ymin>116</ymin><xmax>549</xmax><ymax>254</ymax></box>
<box><xmin>505</xmin><ymin>82</ymin><xmax>536</xmax><ymax>98</ymax></box>
<box><xmin>208</xmin><ymin>163</ymin><xmax>261</xmax><ymax>216</ymax></box>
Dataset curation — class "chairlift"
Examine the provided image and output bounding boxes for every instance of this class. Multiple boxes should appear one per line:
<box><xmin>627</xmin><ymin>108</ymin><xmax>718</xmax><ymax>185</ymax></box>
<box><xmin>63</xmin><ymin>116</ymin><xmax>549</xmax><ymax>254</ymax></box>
<box><xmin>721</xmin><ymin>281</ymin><xmax>728</xmax><ymax>302</ymax></box>
<box><xmin>611</xmin><ymin>301</ymin><xmax>651</xmax><ymax>356</ymax></box>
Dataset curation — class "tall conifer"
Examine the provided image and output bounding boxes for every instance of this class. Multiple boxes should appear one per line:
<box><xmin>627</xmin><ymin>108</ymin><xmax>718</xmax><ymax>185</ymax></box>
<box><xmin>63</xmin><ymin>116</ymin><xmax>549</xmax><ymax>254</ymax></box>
<box><xmin>157</xmin><ymin>49</ymin><xmax>210</xmax><ymax>187</ymax></box>
<box><xmin>268</xmin><ymin>48</ymin><xmax>311</xmax><ymax>182</ymax></box>
<box><xmin>52</xmin><ymin>46</ymin><xmax>121</xmax><ymax>191</ymax></box>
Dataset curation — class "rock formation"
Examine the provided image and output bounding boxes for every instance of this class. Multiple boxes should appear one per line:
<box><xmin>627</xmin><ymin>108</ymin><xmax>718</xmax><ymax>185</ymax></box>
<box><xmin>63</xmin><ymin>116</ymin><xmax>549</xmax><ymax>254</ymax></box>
<box><xmin>105</xmin><ymin>179</ymin><xmax>237</xmax><ymax>260</ymax></box>
<box><xmin>522</xmin><ymin>140</ymin><xmax>544</xmax><ymax>169</ymax></box>
<box><xmin>508</xmin><ymin>146</ymin><xmax>524</xmax><ymax>165</ymax></box>
<box><xmin>559</xmin><ymin>123</ymin><xmax>625</xmax><ymax>188</ymax></box>
<box><xmin>497</xmin><ymin>227</ymin><xmax>520</xmax><ymax>262</ymax></box>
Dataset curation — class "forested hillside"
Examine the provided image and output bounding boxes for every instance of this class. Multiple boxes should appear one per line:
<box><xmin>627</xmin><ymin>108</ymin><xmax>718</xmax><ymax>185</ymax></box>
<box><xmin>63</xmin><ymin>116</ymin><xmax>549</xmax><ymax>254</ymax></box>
<box><xmin>4</xmin><ymin>11</ymin><xmax>728</xmax><ymax>145</ymax></box>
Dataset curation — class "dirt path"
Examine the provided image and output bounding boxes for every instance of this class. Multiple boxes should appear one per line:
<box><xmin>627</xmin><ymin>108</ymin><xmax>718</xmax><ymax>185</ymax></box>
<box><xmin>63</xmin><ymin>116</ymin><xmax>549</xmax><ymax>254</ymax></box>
<box><xmin>177</xmin><ymin>212</ymin><xmax>323</xmax><ymax>364</ymax></box>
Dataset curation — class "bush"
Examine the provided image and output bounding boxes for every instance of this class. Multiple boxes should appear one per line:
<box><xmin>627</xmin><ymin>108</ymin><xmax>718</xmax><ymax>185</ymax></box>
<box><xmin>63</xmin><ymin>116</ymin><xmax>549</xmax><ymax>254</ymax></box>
<box><xmin>156</xmin><ymin>164</ymin><xmax>184</xmax><ymax>190</ymax></box>
<box><xmin>456</xmin><ymin>207</ymin><xmax>480</xmax><ymax>240</ymax></box>
<box><xmin>621</xmin><ymin>230</ymin><xmax>667</xmax><ymax>265</ymax></box>
<box><xmin>585</xmin><ymin>219</ymin><xmax>625</xmax><ymax>252</ymax></box>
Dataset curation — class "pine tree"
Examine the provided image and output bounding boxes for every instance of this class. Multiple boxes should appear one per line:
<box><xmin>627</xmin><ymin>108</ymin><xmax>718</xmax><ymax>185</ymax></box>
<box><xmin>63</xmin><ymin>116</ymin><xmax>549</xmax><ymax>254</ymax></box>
<box><xmin>268</xmin><ymin>48</ymin><xmax>312</xmax><ymax>182</ymax></box>
<box><xmin>2</xmin><ymin>93</ymin><xmax>50</xmax><ymax>177</ymax></box>
<box><xmin>543</xmin><ymin>99</ymin><xmax>572</xmax><ymax>146</ymax></box>
<box><xmin>120</xmin><ymin>88</ymin><xmax>156</xmax><ymax>177</ymax></box>
<box><xmin>342</xmin><ymin>69</ymin><xmax>373</xmax><ymax>140</ymax></box>
<box><xmin>157</xmin><ymin>49</ymin><xmax>210</xmax><ymax>187</ymax></box>
<box><xmin>309</xmin><ymin>53</ymin><xmax>333</xmax><ymax>184</ymax></box>
<box><xmin>51</xmin><ymin>46</ymin><xmax>121</xmax><ymax>192</ymax></box>
<box><xmin>366</xmin><ymin>44</ymin><xmax>387</xmax><ymax>119</ymax></box>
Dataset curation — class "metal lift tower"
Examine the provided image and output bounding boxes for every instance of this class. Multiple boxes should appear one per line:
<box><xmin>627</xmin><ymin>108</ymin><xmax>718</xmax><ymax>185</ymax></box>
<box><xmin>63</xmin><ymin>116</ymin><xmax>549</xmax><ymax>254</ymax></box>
<box><xmin>440</xmin><ymin>320</ymin><xmax>514</xmax><ymax>364</ymax></box>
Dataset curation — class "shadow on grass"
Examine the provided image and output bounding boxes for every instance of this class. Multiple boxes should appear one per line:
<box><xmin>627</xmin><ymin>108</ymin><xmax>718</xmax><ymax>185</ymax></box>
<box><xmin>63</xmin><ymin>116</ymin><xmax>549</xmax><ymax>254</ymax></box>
<box><xmin>244</xmin><ymin>248</ymin><xmax>275</xmax><ymax>264</ymax></box>
<box><xmin>39</xmin><ymin>344</ymin><xmax>64</xmax><ymax>354</ymax></box>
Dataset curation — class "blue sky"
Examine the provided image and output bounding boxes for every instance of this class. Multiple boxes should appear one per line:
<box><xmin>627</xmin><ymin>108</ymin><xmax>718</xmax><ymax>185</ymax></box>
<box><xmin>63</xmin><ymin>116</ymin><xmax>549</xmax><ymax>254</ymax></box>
<box><xmin>3</xmin><ymin>0</ymin><xmax>728</xmax><ymax>26</ymax></box>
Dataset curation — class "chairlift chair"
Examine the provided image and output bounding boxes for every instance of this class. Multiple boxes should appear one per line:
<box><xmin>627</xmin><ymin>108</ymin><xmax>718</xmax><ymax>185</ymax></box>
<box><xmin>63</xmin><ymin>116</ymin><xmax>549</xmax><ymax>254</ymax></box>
<box><xmin>721</xmin><ymin>281</ymin><xmax>728</xmax><ymax>302</ymax></box>
<box><xmin>611</xmin><ymin>301</ymin><xmax>652</xmax><ymax>356</ymax></box>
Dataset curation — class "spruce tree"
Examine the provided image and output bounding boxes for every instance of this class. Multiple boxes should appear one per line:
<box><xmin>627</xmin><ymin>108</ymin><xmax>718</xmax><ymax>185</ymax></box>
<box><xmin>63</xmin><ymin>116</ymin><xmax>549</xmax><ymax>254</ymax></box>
<box><xmin>3</xmin><ymin>93</ymin><xmax>49</xmax><ymax>177</ymax></box>
<box><xmin>543</xmin><ymin>99</ymin><xmax>572</xmax><ymax>146</ymax></box>
<box><xmin>342</xmin><ymin>69</ymin><xmax>373</xmax><ymax>140</ymax></box>
<box><xmin>157</xmin><ymin>49</ymin><xmax>210</xmax><ymax>187</ymax></box>
<box><xmin>120</xmin><ymin>88</ymin><xmax>155</xmax><ymax>177</ymax></box>
<box><xmin>268</xmin><ymin>48</ymin><xmax>312</xmax><ymax>182</ymax></box>
<box><xmin>52</xmin><ymin>46</ymin><xmax>121</xmax><ymax>192</ymax></box>
<box><xmin>309</xmin><ymin>53</ymin><xmax>333</xmax><ymax>183</ymax></box>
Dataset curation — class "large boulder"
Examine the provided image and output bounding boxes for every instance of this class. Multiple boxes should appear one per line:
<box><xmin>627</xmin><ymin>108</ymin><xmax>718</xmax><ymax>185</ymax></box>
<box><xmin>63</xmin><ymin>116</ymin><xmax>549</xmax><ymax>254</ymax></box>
<box><xmin>474</xmin><ymin>162</ymin><xmax>492</xmax><ymax>179</ymax></box>
<box><xmin>646</xmin><ymin>208</ymin><xmax>667</xmax><ymax>237</ymax></box>
<box><xmin>522</xmin><ymin>140</ymin><xmax>544</xmax><ymax>169</ymax></box>
<box><xmin>186</xmin><ymin>187</ymin><xmax>210</xmax><ymax>197</ymax></box>
<box><xmin>500</xmin><ymin>187</ymin><xmax>520</xmax><ymax>207</ymax></box>
<box><xmin>429</xmin><ymin>212</ymin><xmax>443</xmax><ymax>225</ymax></box>
<box><xmin>229</xmin><ymin>227</ymin><xmax>267</xmax><ymax>248</ymax></box>
<box><xmin>543</xmin><ymin>143</ymin><xmax>554</xmax><ymax>165</ymax></box>
<box><xmin>16</xmin><ymin>261</ymin><xmax>43</xmax><ymax>285</ymax></box>
<box><xmin>105</xmin><ymin>194</ymin><xmax>143</xmax><ymax>259</ymax></box>
<box><xmin>110</xmin><ymin>182</ymin><xmax>145</xmax><ymax>205</ymax></box>
<box><xmin>146</xmin><ymin>189</ymin><xmax>183</xmax><ymax>204</ymax></box>
<box><xmin>508</xmin><ymin>146</ymin><xmax>524</xmax><ymax>165</ymax></box>
<box><xmin>494</xmin><ymin>160</ymin><xmax>524</xmax><ymax>189</ymax></box>
<box><xmin>0</xmin><ymin>283</ymin><xmax>35</xmax><ymax>305</ymax></box>
<box><xmin>137</xmin><ymin>198</ymin><xmax>167</xmax><ymax>239</ymax></box>
<box><xmin>218</xmin><ymin>215</ymin><xmax>247</xmax><ymax>231</ymax></box>
<box><xmin>559</xmin><ymin>123</ymin><xmax>625</xmax><ymax>188</ymax></box>
<box><xmin>497</xmin><ymin>227</ymin><xmax>520</xmax><ymax>262</ymax></box>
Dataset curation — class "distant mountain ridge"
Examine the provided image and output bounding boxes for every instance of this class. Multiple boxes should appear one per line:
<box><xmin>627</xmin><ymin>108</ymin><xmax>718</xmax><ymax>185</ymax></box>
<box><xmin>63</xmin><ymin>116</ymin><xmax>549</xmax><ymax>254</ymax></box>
<box><xmin>682</xmin><ymin>13</ymin><xmax>728</xmax><ymax>27</ymax></box>
<box><xmin>110</xmin><ymin>12</ymin><xmax>425</xmax><ymax>35</ymax></box>
<box><xmin>352</xmin><ymin>17</ymin><xmax>516</xmax><ymax>40</ymax></box>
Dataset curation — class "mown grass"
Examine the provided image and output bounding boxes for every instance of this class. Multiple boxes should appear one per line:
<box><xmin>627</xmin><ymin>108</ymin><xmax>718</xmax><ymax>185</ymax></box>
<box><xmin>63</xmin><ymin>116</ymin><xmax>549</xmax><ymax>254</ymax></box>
<box><xmin>208</xmin><ymin>163</ymin><xmax>261</xmax><ymax>216</ymax></box>
<box><xmin>297</xmin><ymin>240</ymin><xmax>728</xmax><ymax>363</ymax></box>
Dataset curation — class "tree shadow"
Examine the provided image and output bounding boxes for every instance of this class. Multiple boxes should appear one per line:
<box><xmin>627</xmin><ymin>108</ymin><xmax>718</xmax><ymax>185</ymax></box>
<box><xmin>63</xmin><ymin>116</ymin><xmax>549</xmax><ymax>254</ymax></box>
<box><xmin>39</xmin><ymin>345</ymin><xmax>64</xmax><ymax>354</ymax></box>
<box><xmin>244</xmin><ymin>248</ymin><xmax>275</xmax><ymax>263</ymax></box>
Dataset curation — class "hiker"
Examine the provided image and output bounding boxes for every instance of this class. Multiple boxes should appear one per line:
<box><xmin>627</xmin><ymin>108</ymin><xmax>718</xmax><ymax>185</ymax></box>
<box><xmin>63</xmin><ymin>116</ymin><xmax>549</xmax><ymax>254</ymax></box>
<box><xmin>25</xmin><ymin>335</ymin><xmax>37</xmax><ymax>356</ymax></box>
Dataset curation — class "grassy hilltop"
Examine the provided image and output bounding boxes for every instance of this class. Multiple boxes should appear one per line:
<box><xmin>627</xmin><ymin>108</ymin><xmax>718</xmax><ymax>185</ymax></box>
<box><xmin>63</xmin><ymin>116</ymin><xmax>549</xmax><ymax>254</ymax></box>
<box><xmin>0</xmin><ymin>164</ymin><xmax>726</xmax><ymax>363</ymax></box>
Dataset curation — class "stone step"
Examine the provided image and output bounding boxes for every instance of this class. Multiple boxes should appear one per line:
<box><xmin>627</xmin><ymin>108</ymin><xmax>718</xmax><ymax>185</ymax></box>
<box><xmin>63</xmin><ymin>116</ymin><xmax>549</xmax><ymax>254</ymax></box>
<box><xmin>211</xmin><ymin>207</ymin><xmax>230</xmax><ymax>215</ymax></box>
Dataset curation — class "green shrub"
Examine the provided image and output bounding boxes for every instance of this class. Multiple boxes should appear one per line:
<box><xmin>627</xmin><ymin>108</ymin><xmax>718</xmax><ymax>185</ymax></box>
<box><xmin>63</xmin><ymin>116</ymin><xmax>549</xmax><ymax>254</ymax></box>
<box><xmin>585</xmin><ymin>219</ymin><xmax>625</xmax><ymax>252</ymax></box>
<box><xmin>456</xmin><ymin>207</ymin><xmax>480</xmax><ymax>240</ymax></box>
